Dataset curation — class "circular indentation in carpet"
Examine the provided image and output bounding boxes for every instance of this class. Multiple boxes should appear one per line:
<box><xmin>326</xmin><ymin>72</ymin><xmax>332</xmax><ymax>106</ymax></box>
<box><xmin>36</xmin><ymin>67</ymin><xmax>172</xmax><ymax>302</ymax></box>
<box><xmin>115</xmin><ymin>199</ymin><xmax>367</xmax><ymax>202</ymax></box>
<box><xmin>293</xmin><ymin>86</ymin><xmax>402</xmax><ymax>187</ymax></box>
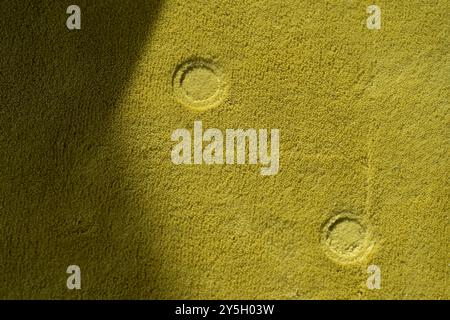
<box><xmin>173</xmin><ymin>58</ymin><xmax>227</xmax><ymax>111</ymax></box>
<box><xmin>321</xmin><ymin>213</ymin><xmax>373</xmax><ymax>264</ymax></box>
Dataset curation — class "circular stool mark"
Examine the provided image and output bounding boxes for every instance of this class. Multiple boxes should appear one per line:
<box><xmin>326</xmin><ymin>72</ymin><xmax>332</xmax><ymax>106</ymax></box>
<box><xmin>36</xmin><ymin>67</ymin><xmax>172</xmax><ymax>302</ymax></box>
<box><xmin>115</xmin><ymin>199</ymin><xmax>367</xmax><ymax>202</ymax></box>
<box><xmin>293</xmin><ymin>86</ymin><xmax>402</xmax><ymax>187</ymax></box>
<box><xmin>173</xmin><ymin>58</ymin><xmax>227</xmax><ymax>111</ymax></box>
<box><xmin>321</xmin><ymin>213</ymin><xmax>373</xmax><ymax>264</ymax></box>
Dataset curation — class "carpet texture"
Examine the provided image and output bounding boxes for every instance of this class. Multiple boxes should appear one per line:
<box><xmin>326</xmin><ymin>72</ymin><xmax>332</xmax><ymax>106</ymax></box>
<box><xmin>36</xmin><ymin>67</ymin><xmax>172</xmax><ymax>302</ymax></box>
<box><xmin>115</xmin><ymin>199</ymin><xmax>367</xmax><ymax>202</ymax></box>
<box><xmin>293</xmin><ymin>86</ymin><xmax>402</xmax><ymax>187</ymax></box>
<box><xmin>0</xmin><ymin>0</ymin><xmax>449</xmax><ymax>299</ymax></box>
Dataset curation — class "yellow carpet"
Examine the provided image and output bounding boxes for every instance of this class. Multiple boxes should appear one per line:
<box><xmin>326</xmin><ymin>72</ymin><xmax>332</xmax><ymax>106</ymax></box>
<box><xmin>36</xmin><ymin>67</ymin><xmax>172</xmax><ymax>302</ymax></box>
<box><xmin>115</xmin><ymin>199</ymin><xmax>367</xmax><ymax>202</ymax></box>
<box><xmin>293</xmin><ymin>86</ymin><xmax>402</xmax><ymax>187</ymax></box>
<box><xmin>0</xmin><ymin>0</ymin><xmax>448</xmax><ymax>299</ymax></box>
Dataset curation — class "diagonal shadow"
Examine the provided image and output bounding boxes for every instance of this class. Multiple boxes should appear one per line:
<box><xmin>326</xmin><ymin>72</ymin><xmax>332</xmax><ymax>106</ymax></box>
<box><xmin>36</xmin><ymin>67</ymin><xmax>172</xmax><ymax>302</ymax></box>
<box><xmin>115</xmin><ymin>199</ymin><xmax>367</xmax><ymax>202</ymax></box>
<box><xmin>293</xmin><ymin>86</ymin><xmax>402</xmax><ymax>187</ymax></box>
<box><xmin>0</xmin><ymin>1</ymin><xmax>163</xmax><ymax>298</ymax></box>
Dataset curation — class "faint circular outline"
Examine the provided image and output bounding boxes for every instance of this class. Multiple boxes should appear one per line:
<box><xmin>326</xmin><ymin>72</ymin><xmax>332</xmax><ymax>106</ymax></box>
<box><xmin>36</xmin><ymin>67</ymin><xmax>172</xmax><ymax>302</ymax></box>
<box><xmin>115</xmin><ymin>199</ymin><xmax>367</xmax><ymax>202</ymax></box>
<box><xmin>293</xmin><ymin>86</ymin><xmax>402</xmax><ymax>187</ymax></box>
<box><xmin>320</xmin><ymin>212</ymin><xmax>374</xmax><ymax>264</ymax></box>
<box><xmin>172</xmin><ymin>58</ymin><xmax>228</xmax><ymax>111</ymax></box>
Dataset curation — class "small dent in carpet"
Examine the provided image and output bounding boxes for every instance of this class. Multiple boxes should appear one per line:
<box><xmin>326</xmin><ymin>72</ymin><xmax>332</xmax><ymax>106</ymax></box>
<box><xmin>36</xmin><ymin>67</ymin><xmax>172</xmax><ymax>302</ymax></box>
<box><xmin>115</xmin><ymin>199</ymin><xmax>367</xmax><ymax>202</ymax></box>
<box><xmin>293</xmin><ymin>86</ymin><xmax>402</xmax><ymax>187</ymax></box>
<box><xmin>321</xmin><ymin>213</ymin><xmax>373</xmax><ymax>264</ymax></box>
<box><xmin>172</xmin><ymin>58</ymin><xmax>227</xmax><ymax>111</ymax></box>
